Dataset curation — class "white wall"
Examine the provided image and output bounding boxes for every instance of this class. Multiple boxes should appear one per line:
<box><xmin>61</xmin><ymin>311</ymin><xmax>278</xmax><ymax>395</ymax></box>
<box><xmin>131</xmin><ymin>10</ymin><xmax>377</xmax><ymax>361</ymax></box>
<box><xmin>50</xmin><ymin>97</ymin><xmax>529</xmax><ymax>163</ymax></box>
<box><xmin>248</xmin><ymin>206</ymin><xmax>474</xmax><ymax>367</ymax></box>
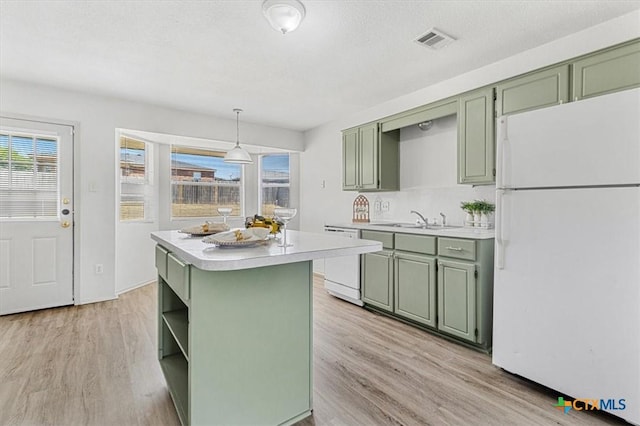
<box><xmin>300</xmin><ymin>10</ymin><xmax>640</xmax><ymax>274</ymax></box>
<box><xmin>372</xmin><ymin>115</ymin><xmax>495</xmax><ymax>226</ymax></box>
<box><xmin>0</xmin><ymin>80</ymin><xmax>304</xmax><ymax>304</ymax></box>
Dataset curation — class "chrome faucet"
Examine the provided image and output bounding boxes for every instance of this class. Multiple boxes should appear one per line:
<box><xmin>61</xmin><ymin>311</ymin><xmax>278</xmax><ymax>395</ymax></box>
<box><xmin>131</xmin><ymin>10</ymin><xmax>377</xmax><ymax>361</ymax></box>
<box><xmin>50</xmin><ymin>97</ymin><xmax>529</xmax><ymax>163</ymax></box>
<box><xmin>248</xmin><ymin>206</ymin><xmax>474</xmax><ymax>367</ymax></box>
<box><xmin>439</xmin><ymin>212</ymin><xmax>447</xmax><ymax>227</ymax></box>
<box><xmin>410</xmin><ymin>210</ymin><xmax>428</xmax><ymax>227</ymax></box>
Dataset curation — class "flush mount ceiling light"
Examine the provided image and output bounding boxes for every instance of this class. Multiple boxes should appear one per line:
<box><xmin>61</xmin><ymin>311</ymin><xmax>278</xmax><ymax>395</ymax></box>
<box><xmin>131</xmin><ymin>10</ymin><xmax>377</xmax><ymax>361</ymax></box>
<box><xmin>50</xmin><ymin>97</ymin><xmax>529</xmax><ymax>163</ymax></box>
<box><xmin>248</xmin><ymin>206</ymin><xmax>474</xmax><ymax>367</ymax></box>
<box><xmin>224</xmin><ymin>108</ymin><xmax>253</xmax><ymax>164</ymax></box>
<box><xmin>262</xmin><ymin>0</ymin><xmax>306</xmax><ymax>34</ymax></box>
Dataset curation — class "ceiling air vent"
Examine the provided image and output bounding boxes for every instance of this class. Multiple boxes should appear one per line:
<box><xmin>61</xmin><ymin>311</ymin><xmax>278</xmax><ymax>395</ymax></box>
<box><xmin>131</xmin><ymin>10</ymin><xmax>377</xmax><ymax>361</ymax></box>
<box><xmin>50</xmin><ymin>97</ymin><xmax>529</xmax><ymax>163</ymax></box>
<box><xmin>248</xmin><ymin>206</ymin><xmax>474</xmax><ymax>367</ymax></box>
<box><xmin>414</xmin><ymin>28</ymin><xmax>455</xmax><ymax>50</ymax></box>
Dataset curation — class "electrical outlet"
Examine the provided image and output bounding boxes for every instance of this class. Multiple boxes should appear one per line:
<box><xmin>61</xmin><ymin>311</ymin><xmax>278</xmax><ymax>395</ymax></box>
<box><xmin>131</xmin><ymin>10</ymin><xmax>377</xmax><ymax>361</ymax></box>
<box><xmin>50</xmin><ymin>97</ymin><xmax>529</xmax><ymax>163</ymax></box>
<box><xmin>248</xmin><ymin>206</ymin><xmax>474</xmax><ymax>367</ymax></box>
<box><xmin>95</xmin><ymin>264</ymin><xmax>104</xmax><ymax>274</ymax></box>
<box><xmin>382</xmin><ymin>201</ymin><xmax>390</xmax><ymax>212</ymax></box>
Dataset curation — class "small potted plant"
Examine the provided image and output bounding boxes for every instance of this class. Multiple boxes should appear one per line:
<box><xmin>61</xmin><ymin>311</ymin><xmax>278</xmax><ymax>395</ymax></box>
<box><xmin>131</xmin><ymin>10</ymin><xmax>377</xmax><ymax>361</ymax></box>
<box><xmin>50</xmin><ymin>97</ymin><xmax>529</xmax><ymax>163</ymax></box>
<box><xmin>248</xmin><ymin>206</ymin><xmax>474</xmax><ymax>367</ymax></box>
<box><xmin>460</xmin><ymin>201</ymin><xmax>476</xmax><ymax>226</ymax></box>
<box><xmin>475</xmin><ymin>200</ymin><xmax>495</xmax><ymax>228</ymax></box>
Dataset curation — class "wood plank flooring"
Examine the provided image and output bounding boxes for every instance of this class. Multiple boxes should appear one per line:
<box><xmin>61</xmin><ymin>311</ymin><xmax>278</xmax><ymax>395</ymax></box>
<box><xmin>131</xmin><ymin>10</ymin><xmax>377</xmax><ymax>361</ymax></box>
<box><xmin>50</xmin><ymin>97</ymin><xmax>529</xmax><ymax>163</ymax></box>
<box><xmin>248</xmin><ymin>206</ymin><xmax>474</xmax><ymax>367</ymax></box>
<box><xmin>0</xmin><ymin>276</ymin><xmax>625</xmax><ymax>426</ymax></box>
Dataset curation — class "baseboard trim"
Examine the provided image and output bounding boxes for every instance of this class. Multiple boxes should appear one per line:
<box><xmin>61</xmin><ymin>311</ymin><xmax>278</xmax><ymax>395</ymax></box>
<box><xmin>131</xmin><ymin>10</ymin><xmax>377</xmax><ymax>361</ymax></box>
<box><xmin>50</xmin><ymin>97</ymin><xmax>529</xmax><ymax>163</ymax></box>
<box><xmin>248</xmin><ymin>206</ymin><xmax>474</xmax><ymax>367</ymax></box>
<box><xmin>116</xmin><ymin>279</ymin><xmax>155</xmax><ymax>296</ymax></box>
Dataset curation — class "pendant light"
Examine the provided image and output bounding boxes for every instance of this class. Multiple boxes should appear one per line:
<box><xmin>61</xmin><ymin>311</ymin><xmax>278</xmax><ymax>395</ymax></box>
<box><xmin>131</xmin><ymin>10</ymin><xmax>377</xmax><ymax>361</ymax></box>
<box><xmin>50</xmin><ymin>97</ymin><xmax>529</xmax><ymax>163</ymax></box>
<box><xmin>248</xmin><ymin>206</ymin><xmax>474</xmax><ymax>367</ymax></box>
<box><xmin>224</xmin><ymin>108</ymin><xmax>253</xmax><ymax>164</ymax></box>
<box><xmin>262</xmin><ymin>0</ymin><xmax>306</xmax><ymax>34</ymax></box>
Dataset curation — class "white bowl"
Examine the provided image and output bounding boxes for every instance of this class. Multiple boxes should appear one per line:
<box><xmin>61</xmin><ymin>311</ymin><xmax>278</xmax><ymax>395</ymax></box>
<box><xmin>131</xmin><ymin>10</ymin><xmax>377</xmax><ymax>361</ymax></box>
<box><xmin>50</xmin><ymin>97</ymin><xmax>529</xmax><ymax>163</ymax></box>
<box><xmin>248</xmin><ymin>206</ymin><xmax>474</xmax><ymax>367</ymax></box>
<box><xmin>249</xmin><ymin>227</ymin><xmax>270</xmax><ymax>239</ymax></box>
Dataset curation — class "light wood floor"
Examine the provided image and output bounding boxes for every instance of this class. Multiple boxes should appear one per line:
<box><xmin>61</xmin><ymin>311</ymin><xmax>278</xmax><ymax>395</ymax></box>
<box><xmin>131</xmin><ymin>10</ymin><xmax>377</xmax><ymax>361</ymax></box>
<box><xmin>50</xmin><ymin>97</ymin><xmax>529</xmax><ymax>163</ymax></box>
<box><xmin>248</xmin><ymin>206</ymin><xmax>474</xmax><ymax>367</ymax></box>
<box><xmin>0</xmin><ymin>277</ymin><xmax>625</xmax><ymax>426</ymax></box>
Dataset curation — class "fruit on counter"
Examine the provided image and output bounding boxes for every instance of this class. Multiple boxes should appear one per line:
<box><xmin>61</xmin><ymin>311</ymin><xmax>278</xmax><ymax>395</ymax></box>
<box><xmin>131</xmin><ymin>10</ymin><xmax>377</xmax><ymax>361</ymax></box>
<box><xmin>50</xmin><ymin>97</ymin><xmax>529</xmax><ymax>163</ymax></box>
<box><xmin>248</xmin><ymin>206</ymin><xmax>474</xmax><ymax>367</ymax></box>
<box><xmin>245</xmin><ymin>214</ymin><xmax>282</xmax><ymax>234</ymax></box>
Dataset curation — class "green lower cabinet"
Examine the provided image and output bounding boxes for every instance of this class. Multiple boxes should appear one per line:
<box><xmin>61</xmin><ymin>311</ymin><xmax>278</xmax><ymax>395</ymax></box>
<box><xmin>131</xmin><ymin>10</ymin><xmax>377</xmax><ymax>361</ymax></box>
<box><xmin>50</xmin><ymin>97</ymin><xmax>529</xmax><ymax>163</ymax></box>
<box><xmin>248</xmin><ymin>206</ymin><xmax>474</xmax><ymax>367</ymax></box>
<box><xmin>362</xmin><ymin>250</ymin><xmax>394</xmax><ymax>312</ymax></box>
<box><xmin>361</xmin><ymin>234</ymin><xmax>494</xmax><ymax>351</ymax></box>
<box><xmin>393</xmin><ymin>252</ymin><xmax>436</xmax><ymax>327</ymax></box>
<box><xmin>156</xmin><ymin>246</ymin><xmax>313</xmax><ymax>426</ymax></box>
<box><xmin>436</xmin><ymin>259</ymin><xmax>476</xmax><ymax>343</ymax></box>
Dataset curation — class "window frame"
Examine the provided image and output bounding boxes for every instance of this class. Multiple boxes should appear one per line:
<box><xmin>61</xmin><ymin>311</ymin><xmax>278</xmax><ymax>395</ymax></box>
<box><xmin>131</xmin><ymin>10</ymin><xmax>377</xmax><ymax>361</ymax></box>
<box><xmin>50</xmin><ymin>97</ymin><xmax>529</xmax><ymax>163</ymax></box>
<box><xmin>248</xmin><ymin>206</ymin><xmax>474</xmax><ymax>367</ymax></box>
<box><xmin>258</xmin><ymin>153</ymin><xmax>291</xmax><ymax>217</ymax></box>
<box><xmin>170</xmin><ymin>145</ymin><xmax>245</xmax><ymax>221</ymax></box>
<box><xmin>119</xmin><ymin>136</ymin><xmax>154</xmax><ymax>223</ymax></box>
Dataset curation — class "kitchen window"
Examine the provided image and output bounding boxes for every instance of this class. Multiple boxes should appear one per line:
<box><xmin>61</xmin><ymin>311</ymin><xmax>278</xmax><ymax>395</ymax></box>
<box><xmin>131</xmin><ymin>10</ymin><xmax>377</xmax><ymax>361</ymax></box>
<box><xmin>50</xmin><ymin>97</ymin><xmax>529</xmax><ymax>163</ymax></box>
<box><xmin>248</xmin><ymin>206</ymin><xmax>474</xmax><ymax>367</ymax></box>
<box><xmin>171</xmin><ymin>145</ymin><xmax>242</xmax><ymax>218</ymax></box>
<box><xmin>259</xmin><ymin>153</ymin><xmax>290</xmax><ymax>216</ymax></box>
<box><xmin>120</xmin><ymin>136</ymin><xmax>153</xmax><ymax>221</ymax></box>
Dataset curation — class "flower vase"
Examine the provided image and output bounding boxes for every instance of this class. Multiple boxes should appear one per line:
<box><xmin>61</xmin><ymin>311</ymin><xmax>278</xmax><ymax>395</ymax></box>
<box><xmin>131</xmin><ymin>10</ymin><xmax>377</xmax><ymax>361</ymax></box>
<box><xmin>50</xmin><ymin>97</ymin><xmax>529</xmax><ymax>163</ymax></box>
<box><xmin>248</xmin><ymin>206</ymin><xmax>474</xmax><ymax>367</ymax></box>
<box><xmin>480</xmin><ymin>213</ymin><xmax>490</xmax><ymax>228</ymax></box>
<box><xmin>465</xmin><ymin>212</ymin><xmax>474</xmax><ymax>227</ymax></box>
<box><xmin>473</xmin><ymin>212</ymin><xmax>481</xmax><ymax>227</ymax></box>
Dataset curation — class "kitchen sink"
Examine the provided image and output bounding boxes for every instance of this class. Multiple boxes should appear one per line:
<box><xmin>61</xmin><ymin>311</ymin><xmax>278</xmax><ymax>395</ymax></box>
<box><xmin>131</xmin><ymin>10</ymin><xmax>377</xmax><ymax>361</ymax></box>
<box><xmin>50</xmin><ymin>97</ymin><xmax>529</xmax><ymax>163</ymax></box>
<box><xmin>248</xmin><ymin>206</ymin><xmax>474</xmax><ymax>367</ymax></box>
<box><xmin>372</xmin><ymin>223</ymin><xmax>462</xmax><ymax>230</ymax></box>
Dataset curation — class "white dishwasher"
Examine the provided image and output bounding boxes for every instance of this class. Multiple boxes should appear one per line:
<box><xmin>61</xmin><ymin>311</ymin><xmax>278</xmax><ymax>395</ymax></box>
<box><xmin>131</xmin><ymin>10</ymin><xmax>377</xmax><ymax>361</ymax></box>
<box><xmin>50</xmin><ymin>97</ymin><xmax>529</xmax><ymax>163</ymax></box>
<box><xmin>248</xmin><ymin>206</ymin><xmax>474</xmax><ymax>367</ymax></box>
<box><xmin>323</xmin><ymin>226</ymin><xmax>362</xmax><ymax>306</ymax></box>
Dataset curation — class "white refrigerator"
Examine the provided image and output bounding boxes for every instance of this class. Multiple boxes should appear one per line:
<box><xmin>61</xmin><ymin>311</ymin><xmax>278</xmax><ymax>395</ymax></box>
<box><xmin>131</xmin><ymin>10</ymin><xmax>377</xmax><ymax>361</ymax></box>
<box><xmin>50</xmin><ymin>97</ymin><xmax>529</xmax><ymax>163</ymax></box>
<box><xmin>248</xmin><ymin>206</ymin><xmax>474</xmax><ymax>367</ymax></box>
<box><xmin>493</xmin><ymin>88</ymin><xmax>640</xmax><ymax>424</ymax></box>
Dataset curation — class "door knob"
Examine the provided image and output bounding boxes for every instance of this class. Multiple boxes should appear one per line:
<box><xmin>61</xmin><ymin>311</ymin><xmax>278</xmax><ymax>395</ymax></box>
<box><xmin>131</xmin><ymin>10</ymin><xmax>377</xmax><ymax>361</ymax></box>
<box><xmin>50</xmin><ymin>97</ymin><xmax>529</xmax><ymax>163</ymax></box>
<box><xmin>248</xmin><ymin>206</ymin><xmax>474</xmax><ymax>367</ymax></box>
<box><xmin>61</xmin><ymin>221</ymin><xmax>70</xmax><ymax>228</ymax></box>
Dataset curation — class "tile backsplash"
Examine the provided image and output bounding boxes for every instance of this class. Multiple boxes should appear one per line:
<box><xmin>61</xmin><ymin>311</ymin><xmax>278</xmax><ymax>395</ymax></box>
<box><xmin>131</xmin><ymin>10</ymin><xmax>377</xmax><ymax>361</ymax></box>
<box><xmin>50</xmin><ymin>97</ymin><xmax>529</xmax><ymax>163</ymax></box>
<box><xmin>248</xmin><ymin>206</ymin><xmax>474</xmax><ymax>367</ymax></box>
<box><xmin>370</xmin><ymin>185</ymin><xmax>496</xmax><ymax>226</ymax></box>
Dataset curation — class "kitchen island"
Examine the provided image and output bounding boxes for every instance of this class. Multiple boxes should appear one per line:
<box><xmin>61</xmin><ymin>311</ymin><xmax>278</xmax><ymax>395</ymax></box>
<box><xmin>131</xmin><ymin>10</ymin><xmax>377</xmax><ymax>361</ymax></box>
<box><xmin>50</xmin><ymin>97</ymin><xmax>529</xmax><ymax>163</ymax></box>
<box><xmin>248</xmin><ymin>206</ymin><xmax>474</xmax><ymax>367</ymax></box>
<box><xmin>150</xmin><ymin>230</ymin><xmax>382</xmax><ymax>426</ymax></box>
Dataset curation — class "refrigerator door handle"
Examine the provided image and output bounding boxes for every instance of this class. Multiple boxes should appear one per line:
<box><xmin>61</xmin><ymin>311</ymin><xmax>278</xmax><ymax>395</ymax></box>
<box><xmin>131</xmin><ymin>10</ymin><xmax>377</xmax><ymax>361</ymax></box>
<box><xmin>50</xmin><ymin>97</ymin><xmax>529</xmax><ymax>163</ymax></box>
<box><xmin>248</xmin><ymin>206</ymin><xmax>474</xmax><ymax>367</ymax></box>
<box><xmin>496</xmin><ymin>189</ymin><xmax>505</xmax><ymax>270</ymax></box>
<box><xmin>496</xmin><ymin>117</ymin><xmax>510</xmax><ymax>189</ymax></box>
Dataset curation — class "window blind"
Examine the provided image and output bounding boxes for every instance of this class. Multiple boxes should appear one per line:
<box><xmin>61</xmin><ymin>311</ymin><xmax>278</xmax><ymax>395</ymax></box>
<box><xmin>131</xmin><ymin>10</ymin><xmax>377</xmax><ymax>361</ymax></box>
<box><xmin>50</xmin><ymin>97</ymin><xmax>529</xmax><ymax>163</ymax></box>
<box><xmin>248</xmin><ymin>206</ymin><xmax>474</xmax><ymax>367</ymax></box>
<box><xmin>0</xmin><ymin>132</ymin><xmax>58</xmax><ymax>219</ymax></box>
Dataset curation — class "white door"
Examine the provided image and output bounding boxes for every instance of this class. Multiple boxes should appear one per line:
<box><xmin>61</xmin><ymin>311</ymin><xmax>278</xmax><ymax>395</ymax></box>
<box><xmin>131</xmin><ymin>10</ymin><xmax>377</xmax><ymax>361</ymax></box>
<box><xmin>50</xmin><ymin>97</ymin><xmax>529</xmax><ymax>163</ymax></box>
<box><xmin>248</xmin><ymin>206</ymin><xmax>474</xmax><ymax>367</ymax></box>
<box><xmin>0</xmin><ymin>117</ymin><xmax>74</xmax><ymax>315</ymax></box>
<box><xmin>493</xmin><ymin>186</ymin><xmax>640</xmax><ymax>423</ymax></box>
<box><xmin>497</xmin><ymin>87</ymin><xmax>640</xmax><ymax>189</ymax></box>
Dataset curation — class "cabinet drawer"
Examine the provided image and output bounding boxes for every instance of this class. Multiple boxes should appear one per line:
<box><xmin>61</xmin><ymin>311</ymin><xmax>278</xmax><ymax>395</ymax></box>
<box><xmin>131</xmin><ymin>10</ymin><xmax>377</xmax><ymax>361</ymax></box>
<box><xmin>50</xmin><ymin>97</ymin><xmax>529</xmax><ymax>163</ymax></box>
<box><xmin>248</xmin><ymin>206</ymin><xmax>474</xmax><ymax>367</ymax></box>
<box><xmin>438</xmin><ymin>238</ymin><xmax>476</xmax><ymax>261</ymax></box>
<box><xmin>155</xmin><ymin>245</ymin><xmax>169</xmax><ymax>280</ymax></box>
<box><xmin>361</xmin><ymin>230</ymin><xmax>394</xmax><ymax>249</ymax></box>
<box><xmin>167</xmin><ymin>253</ymin><xmax>190</xmax><ymax>303</ymax></box>
<box><xmin>395</xmin><ymin>233</ymin><xmax>436</xmax><ymax>255</ymax></box>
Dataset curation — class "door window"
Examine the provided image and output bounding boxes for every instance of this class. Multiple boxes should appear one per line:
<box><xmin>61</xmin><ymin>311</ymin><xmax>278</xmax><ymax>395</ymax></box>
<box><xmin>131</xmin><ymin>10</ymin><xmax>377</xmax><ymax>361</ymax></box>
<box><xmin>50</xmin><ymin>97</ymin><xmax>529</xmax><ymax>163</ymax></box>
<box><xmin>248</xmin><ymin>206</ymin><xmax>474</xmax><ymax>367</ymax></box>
<box><xmin>0</xmin><ymin>132</ymin><xmax>58</xmax><ymax>219</ymax></box>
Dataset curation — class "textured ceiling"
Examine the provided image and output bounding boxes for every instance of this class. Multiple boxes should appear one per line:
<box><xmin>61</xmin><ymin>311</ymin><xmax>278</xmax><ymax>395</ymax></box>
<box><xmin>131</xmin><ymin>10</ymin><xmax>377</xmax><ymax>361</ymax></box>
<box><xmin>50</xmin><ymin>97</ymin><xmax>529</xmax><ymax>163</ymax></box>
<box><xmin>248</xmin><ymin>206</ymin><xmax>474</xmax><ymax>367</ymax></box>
<box><xmin>1</xmin><ymin>0</ymin><xmax>639</xmax><ymax>131</ymax></box>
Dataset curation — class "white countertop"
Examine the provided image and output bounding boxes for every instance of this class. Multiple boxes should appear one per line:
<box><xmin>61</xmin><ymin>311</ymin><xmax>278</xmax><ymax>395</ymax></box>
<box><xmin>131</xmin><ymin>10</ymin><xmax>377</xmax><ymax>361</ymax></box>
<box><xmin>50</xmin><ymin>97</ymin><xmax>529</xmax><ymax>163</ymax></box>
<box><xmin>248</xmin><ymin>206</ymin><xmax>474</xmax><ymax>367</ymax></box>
<box><xmin>151</xmin><ymin>230</ymin><xmax>383</xmax><ymax>271</ymax></box>
<box><xmin>326</xmin><ymin>222</ymin><xmax>495</xmax><ymax>239</ymax></box>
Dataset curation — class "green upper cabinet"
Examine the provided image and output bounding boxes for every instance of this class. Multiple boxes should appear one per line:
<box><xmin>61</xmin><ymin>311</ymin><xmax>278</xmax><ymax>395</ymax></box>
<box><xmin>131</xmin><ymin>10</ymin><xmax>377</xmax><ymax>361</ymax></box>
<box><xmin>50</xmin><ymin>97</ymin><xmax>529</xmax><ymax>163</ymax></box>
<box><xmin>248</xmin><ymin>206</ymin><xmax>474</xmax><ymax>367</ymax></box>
<box><xmin>496</xmin><ymin>64</ymin><xmax>570</xmax><ymax>117</ymax></box>
<box><xmin>379</xmin><ymin>98</ymin><xmax>458</xmax><ymax>132</ymax></box>
<box><xmin>342</xmin><ymin>128</ymin><xmax>359</xmax><ymax>190</ymax></box>
<box><xmin>342</xmin><ymin>123</ymin><xmax>399</xmax><ymax>191</ymax></box>
<box><xmin>358</xmin><ymin>124</ymin><xmax>378</xmax><ymax>189</ymax></box>
<box><xmin>457</xmin><ymin>87</ymin><xmax>495</xmax><ymax>185</ymax></box>
<box><xmin>572</xmin><ymin>39</ymin><xmax>640</xmax><ymax>101</ymax></box>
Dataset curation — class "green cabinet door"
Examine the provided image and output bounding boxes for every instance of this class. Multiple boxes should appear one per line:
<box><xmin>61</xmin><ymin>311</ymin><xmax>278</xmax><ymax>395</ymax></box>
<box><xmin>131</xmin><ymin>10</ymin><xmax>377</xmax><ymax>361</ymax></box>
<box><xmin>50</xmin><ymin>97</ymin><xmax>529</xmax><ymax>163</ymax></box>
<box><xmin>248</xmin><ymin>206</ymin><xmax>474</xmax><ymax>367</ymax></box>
<box><xmin>572</xmin><ymin>40</ymin><xmax>640</xmax><ymax>101</ymax></box>
<box><xmin>496</xmin><ymin>64</ymin><xmax>570</xmax><ymax>117</ymax></box>
<box><xmin>394</xmin><ymin>252</ymin><xmax>436</xmax><ymax>327</ymax></box>
<box><xmin>437</xmin><ymin>259</ymin><xmax>476</xmax><ymax>343</ymax></box>
<box><xmin>362</xmin><ymin>250</ymin><xmax>393</xmax><ymax>312</ymax></box>
<box><xmin>458</xmin><ymin>87</ymin><xmax>495</xmax><ymax>185</ymax></box>
<box><xmin>359</xmin><ymin>123</ymin><xmax>379</xmax><ymax>190</ymax></box>
<box><xmin>342</xmin><ymin>123</ymin><xmax>398</xmax><ymax>192</ymax></box>
<box><xmin>342</xmin><ymin>128</ymin><xmax>359</xmax><ymax>190</ymax></box>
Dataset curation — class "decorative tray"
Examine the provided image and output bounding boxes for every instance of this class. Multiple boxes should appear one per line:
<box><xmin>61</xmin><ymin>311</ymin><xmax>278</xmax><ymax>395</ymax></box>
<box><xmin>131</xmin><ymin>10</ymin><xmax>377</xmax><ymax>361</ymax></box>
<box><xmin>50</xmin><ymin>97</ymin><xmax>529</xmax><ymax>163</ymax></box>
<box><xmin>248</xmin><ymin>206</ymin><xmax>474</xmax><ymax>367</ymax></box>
<box><xmin>179</xmin><ymin>222</ymin><xmax>230</xmax><ymax>237</ymax></box>
<box><xmin>202</xmin><ymin>228</ymin><xmax>270</xmax><ymax>247</ymax></box>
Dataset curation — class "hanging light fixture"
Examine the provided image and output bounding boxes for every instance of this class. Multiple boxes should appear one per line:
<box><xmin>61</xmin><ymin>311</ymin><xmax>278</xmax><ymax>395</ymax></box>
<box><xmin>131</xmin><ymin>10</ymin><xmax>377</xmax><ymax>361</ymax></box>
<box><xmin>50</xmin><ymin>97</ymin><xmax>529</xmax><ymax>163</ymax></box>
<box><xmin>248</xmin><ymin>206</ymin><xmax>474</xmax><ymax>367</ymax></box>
<box><xmin>224</xmin><ymin>108</ymin><xmax>253</xmax><ymax>164</ymax></box>
<box><xmin>262</xmin><ymin>0</ymin><xmax>306</xmax><ymax>34</ymax></box>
